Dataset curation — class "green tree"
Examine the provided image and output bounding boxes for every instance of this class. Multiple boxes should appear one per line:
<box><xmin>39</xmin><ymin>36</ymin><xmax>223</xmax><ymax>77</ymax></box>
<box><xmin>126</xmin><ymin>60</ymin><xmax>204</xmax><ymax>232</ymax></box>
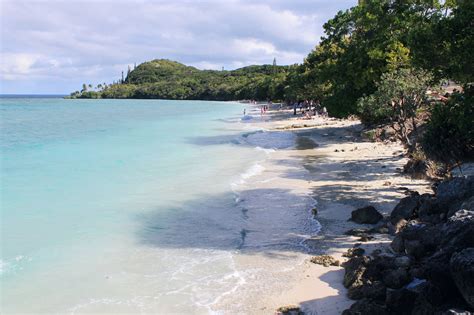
<box><xmin>423</xmin><ymin>85</ymin><xmax>474</xmax><ymax>166</ymax></box>
<box><xmin>357</xmin><ymin>68</ymin><xmax>433</xmax><ymax>150</ymax></box>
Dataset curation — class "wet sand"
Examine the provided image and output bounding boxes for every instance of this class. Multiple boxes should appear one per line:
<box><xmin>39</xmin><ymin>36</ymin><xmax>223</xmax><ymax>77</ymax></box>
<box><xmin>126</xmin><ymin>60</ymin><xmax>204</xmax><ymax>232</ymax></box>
<box><xmin>242</xmin><ymin>107</ymin><xmax>431</xmax><ymax>314</ymax></box>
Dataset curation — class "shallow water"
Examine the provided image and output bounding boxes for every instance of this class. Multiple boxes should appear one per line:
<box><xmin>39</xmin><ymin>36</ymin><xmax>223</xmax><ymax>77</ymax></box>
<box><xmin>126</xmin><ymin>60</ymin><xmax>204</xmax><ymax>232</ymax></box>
<box><xmin>0</xmin><ymin>98</ymin><xmax>318</xmax><ymax>314</ymax></box>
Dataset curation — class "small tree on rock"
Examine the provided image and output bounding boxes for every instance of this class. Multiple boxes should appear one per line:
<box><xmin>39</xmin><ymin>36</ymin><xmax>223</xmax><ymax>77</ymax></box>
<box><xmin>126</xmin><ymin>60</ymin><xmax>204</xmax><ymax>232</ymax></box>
<box><xmin>358</xmin><ymin>68</ymin><xmax>433</xmax><ymax>151</ymax></box>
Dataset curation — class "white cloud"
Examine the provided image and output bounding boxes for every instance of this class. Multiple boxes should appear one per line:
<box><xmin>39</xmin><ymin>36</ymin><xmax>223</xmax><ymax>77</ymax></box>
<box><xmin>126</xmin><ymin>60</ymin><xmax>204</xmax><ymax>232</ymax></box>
<box><xmin>0</xmin><ymin>0</ymin><xmax>357</xmax><ymax>93</ymax></box>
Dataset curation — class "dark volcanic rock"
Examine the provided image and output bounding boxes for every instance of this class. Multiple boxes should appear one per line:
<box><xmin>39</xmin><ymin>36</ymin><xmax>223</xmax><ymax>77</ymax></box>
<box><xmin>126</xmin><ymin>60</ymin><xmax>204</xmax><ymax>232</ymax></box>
<box><xmin>343</xmin><ymin>256</ymin><xmax>370</xmax><ymax>288</ymax></box>
<box><xmin>405</xmin><ymin>239</ymin><xmax>426</xmax><ymax>258</ymax></box>
<box><xmin>385</xmin><ymin>288</ymin><xmax>417</xmax><ymax>313</ymax></box>
<box><xmin>348</xmin><ymin>280</ymin><xmax>386</xmax><ymax>300</ymax></box>
<box><xmin>343</xmin><ymin>247</ymin><xmax>366</xmax><ymax>258</ymax></box>
<box><xmin>461</xmin><ymin>196</ymin><xmax>474</xmax><ymax>212</ymax></box>
<box><xmin>390</xmin><ymin>194</ymin><xmax>420</xmax><ymax>224</ymax></box>
<box><xmin>391</xmin><ymin>234</ymin><xmax>405</xmax><ymax>253</ymax></box>
<box><xmin>436</xmin><ymin>176</ymin><xmax>474</xmax><ymax>205</ymax></box>
<box><xmin>394</xmin><ymin>255</ymin><xmax>411</xmax><ymax>268</ymax></box>
<box><xmin>342</xmin><ymin>298</ymin><xmax>389</xmax><ymax>315</ymax></box>
<box><xmin>450</xmin><ymin>248</ymin><xmax>474</xmax><ymax>309</ymax></box>
<box><xmin>351</xmin><ymin>206</ymin><xmax>383</xmax><ymax>224</ymax></box>
<box><xmin>382</xmin><ymin>268</ymin><xmax>411</xmax><ymax>289</ymax></box>
<box><xmin>441</xmin><ymin>210</ymin><xmax>474</xmax><ymax>254</ymax></box>
<box><xmin>344</xmin><ymin>177</ymin><xmax>474</xmax><ymax>315</ymax></box>
<box><xmin>441</xmin><ymin>309</ymin><xmax>474</xmax><ymax>315</ymax></box>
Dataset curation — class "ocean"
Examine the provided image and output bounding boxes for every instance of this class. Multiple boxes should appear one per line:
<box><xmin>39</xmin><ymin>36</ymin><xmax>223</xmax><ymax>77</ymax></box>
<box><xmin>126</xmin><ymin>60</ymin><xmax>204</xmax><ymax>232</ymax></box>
<box><xmin>0</xmin><ymin>97</ymin><xmax>319</xmax><ymax>314</ymax></box>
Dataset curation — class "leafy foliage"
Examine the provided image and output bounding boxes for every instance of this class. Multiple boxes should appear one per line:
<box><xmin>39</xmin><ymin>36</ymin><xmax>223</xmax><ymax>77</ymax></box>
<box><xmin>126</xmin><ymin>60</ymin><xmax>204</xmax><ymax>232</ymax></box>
<box><xmin>358</xmin><ymin>68</ymin><xmax>432</xmax><ymax>148</ymax></box>
<box><xmin>72</xmin><ymin>59</ymin><xmax>291</xmax><ymax>101</ymax></box>
<box><xmin>423</xmin><ymin>85</ymin><xmax>474</xmax><ymax>164</ymax></box>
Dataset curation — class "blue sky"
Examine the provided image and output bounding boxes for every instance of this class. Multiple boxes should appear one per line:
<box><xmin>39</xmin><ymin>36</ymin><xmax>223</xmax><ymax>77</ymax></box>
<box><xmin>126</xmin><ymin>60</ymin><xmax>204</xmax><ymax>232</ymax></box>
<box><xmin>0</xmin><ymin>0</ymin><xmax>356</xmax><ymax>94</ymax></box>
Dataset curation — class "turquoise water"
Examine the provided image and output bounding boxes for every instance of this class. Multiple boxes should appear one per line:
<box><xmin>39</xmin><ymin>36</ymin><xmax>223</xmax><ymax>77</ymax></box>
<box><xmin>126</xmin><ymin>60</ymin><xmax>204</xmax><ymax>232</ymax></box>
<box><xmin>0</xmin><ymin>98</ymin><xmax>319</xmax><ymax>314</ymax></box>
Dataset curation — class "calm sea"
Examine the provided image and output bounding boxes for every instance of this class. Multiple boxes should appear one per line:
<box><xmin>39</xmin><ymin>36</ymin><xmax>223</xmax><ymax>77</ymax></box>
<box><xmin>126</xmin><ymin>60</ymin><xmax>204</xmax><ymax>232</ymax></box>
<box><xmin>0</xmin><ymin>97</ymin><xmax>318</xmax><ymax>314</ymax></box>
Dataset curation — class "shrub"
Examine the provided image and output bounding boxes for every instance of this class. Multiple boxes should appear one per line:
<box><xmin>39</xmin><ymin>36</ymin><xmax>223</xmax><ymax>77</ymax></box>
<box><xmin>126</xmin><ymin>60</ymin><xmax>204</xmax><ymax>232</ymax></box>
<box><xmin>422</xmin><ymin>85</ymin><xmax>474</xmax><ymax>165</ymax></box>
<box><xmin>357</xmin><ymin>68</ymin><xmax>433</xmax><ymax>150</ymax></box>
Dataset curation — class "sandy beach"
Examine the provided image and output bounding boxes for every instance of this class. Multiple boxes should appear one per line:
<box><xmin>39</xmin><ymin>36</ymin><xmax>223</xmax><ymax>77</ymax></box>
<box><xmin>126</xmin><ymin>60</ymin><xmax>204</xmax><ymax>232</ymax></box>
<box><xmin>241</xmin><ymin>105</ymin><xmax>432</xmax><ymax>314</ymax></box>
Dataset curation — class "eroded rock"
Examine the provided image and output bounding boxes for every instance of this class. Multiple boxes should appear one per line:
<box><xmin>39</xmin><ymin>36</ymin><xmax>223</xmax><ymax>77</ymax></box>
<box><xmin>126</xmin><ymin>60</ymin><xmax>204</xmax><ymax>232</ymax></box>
<box><xmin>450</xmin><ymin>248</ymin><xmax>474</xmax><ymax>309</ymax></box>
<box><xmin>310</xmin><ymin>255</ymin><xmax>340</xmax><ymax>267</ymax></box>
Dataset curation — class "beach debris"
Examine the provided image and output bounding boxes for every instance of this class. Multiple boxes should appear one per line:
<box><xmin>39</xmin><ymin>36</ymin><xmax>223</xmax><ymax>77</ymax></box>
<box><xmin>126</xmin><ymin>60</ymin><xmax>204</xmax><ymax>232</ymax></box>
<box><xmin>351</xmin><ymin>206</ymin><xmax>383</xmax><ymax>224</ymax></box>
<box><xmin>310</xmin><ymin>255</ymin><xmax>340</xmax><ymax>267</ymax></box>
<box><xmin>276</xmin><ymin>305</ymin><xmax>303</xmax><ymax>315</ymax></box>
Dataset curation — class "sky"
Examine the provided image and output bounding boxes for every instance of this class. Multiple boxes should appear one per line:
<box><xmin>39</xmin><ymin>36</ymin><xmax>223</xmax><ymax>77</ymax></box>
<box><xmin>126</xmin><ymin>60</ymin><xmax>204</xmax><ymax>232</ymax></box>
<box><xmin>0</xmin><ymin>0</ymin><xmax>357</xmax><ymax>94</ymax></box>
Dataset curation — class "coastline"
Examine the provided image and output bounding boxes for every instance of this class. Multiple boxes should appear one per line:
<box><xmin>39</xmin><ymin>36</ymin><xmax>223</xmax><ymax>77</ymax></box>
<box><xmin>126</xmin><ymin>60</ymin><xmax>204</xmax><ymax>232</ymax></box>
<box><xmin>240</xmin><ymin>105</ymin><xmax>431</xmax><ymax>314</ymax></box>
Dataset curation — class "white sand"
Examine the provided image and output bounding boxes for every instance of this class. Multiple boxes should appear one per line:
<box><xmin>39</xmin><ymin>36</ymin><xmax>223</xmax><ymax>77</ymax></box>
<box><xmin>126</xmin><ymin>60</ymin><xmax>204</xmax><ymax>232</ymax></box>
<box><xmin>243</xmin><ymin>107</ymin><xmax>431</xmax><ymax>314</ymax></box>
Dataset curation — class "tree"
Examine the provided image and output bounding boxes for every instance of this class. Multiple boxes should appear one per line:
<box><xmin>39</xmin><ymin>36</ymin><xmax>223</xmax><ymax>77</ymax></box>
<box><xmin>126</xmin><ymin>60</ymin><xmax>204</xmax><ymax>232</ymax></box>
<box><xmin>423</xmin><ymin>85</ymin><xmax>474</xmax><ymax>167</ymax></box>
<box><xmin>357</xmin><ymin>68</ymin><xmax>433</xmax><ymax>150</ymax></box>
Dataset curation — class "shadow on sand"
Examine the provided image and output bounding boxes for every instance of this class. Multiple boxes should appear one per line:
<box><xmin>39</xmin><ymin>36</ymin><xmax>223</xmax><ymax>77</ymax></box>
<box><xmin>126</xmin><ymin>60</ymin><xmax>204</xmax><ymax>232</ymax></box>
<box><xmin>136</xmin><ymin>121</ymin><xmax>411</xmax><ymax>312</ymax></box>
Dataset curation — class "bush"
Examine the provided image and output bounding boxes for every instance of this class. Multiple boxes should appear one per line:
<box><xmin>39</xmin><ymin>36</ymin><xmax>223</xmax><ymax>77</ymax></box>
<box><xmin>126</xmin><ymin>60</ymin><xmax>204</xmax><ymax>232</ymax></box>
<box><xmin>357</xmin><ymin>68</ymin><xmax>433</xmax><ymax>149</ymax></box>
<box><xmin>422</xmin><ymin>85</ymin><xmax>474</xmax><ymax>164</ymax></box>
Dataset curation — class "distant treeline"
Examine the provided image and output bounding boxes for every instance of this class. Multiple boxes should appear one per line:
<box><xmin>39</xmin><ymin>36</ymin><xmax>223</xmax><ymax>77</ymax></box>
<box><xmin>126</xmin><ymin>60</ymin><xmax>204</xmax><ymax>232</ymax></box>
<box><xmin>71</xmin><ymin>0</ymin><xmax>472</xmax><ymax>119</ymax></box>
<box><xmin>69</xmin><ymin>60</ymin><xmax>293</xmax><ymax>102</ymax></box>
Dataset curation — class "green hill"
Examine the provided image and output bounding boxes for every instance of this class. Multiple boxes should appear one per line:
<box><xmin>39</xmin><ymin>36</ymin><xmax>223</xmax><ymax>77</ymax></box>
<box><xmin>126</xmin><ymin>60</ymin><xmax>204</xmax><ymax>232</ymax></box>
<box><xmin>71</xmin><ymin>59</ymin><xmax>294</xmax><ymax>101</ymax></box>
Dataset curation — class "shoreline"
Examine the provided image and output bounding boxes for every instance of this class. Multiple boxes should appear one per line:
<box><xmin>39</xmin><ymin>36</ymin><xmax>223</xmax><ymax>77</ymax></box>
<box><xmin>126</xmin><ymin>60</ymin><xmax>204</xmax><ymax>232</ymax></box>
<box><xmin>241</xmin><ymin>105</ymin><xmax>431</xmax><ymax>314</ymax></box>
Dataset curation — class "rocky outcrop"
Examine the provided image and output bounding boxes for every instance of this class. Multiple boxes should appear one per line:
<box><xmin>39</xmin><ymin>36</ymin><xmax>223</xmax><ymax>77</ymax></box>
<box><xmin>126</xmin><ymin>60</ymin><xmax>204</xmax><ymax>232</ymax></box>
<box><xmin>390</xmin><ymin>194</ymin><xmax>420</xmax><ymax>224</ymax></box>
<box><xmin>310</xmin><ymin>255</ymin><xmax>340</xmax><ymax>267</ymax></box>
<box><xmin>351</xmin><ymin>206</ymin><xmax>383</xmax><ymax>224</ymax></box>
<box><xmin>342</xmin><ymin>176</ymin><xmax>474</xmax><ymax>314</ymax></box>
<box><xmin>450</xmin><ymin>248</ymin><xmax>474</xmax><ymax>309</ymax></box>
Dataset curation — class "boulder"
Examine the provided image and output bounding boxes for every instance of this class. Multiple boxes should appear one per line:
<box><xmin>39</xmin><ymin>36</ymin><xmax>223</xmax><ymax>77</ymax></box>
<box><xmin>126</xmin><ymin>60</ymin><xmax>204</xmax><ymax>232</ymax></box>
<box><xmin>460</xmin><ymin>196</ymin><xmax>474</xmax><ymax>212</ymax></box>
<box><xmin>441</xmin><ymin>210</ymin><xmax>474</xmax><ymax>254</ymax></box>
<box><xmin>390</xmin><ymin>194</ymin><xmax>420</xmax><ymax>224</ymax></box>
<box><xmin>418</xmin><ymin>194</ymin><xmax>443</xmax><ymax>219</ymax></box>
<box><xmin>411</xmin><ymin>281</ymin><xmax>444</xmax><ymax>314</ymax></box>
<box><xmin>343</xmin><ymin>256</ymin><xmax>370</xmax><ymax>288</ymax></box>
<box><xmin>436</xmin><ymin>176</ymin><xmax>474</xmax><ymax>205</ymax></box>
<box><xmin>405</xmin><ymin>239</ymin><xmax>426</xmax><ymax>259</ymax></box>
<box><xmin>382</xmin><ymin>267</ymin><xmax>411</xmax><ymax>289</ymax></box>
<box><xmin>342</xmin><ymin>298</ymin><xmax>389</xmax><ymax>315</ymax></box>
<box><xmin>441</xmin><ymin>309</ymin><xmax>474</xmax><ymax>315</ymax></box>
<box><xmin>351</xmin><ymin>206</ymin><xmax>383</xmax><ymax>224</ymax></box>
<box><xmin>348</xmin><ymin>280</ymin><xmax>386</xmax><ymax>300</ymax></box>
<box><xmin>385</xmin><ymin>288</ymin><xmax>417</xmax><ymax>313</ymax></box>
<box><xmin>394</xmin><ymin>256</ymin><xmax>412</xmax><ymax>268</ymax></box>
<box><xmin>391</xmin><ymin>234</ymin><xmax>405</xmax><ymax>253</ymax></box>
<box><xmin>343</xmin><ymin>247</ymin><xmax>365</xmax><ymax>258</ymax></box>
<box><xmin>450</xmin><ymin>248</ymin><xmax>474</xmax><ymax>309</ymax></box>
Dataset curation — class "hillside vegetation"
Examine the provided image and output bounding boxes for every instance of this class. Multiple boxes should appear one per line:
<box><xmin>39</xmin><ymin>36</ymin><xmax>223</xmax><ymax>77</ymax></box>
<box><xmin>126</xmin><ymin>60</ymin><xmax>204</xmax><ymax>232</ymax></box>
<box><xmin>71</xmin><ymin>59</ymin><xmax>292</xmax><ymax>101</ymax></box>
<box><xmin>71</xmin><ymin>0</ymin><xmax>472</xmax><ymax>167</ymax></box>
